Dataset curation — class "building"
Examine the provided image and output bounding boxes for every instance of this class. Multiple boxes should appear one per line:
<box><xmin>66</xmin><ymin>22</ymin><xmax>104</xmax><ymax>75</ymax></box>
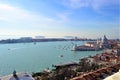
<box><xmin>0</xmin><ymin>71</ymin><xmax>34</xmax><ymax>80</ymax></box>
<box><xmin>35</xmin><ymin>36</ymin><xmax>45</xmax><ymax>39</ymax></box>
<box><xmin>72</xmin><ymin>35</ymin><xmax>109</xmax><ymax>51</ymax></box>
<box><xmin>19</xmin><ymin>37</ymin><xmax>33</xmax><ymax>42</ymax></box>
<box><xmin>102</xmin><ymin>35</ymin><xmax>109</xmax><ymax>49</ymax></box>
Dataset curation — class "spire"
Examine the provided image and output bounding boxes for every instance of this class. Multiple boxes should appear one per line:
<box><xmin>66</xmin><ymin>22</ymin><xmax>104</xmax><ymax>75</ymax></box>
<box><xmin>102</xmin><ymin>35</ymin><xmax>109</xmax><ymax>48</ymax></box>
<box><xmin>103</xmin><ymin>35</ymin><xmax>107</xmax><ymax>41</ymax></box>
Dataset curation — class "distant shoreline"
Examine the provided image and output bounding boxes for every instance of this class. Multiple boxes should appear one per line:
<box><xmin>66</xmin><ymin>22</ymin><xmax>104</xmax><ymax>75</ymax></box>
<box><xmin>0</xmin><ymin>38</ymin><xmax>96</xmax><ymax>44</ymax></box>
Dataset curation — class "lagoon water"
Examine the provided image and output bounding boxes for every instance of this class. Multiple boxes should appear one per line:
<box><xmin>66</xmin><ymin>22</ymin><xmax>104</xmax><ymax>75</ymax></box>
<box><xmin>0</xmin><ymin>41</ymin><xmax>103</xmax><ymax>76</ymax></box>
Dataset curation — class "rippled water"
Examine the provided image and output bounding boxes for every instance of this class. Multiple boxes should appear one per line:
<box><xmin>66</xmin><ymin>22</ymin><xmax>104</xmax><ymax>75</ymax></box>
<box><xmin>0</xmin><ymin>41</ymin><xmax>103</xmax><ymax>76</ymax></box>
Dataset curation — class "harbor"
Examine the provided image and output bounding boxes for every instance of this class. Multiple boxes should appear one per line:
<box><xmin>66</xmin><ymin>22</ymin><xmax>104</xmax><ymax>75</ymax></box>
<box><xmin>0</xmin><ymin>0</ymin><xmax>119</xmax><ymax>79</ymax></box>
<box><xmin>0</xmin><ymin>36</ymin><xmax>120</xmax><ymax>80</ymax></box>
<box><xmin>0</xmin><ymin>41</ymin><xmax>103</xmax><ymax>77</ymax></box>
<box><xmin>32</xmin><ymin>39</ymin><xmax>120</xmax><ymax>80</ymax></box>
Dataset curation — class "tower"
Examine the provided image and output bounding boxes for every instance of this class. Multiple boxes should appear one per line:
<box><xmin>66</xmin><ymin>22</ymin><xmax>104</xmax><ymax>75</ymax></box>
<box><xmin>102</xmin><ymin>35</ymin><xmax>109</xmax><ymax>49</ymax></box>
<box><xmin>97</xmin><ymin>38</ymin><xmax>102</xmax><ymax>48</ymax></box>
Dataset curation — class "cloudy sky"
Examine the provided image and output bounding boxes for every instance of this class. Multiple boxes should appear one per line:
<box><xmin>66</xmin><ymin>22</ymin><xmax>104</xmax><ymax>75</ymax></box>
<box><xmin>0</xmin><ymin>0</ymin><xmax>119</xmax><ymax>39</ymax></box>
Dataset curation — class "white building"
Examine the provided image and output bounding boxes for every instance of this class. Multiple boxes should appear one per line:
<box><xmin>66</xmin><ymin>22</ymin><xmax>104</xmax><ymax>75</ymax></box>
<box><xmin>85</xmin><ymin>35</ymin><xmax>109</xmax><ymax>49</ymax></box>
<box><xmin>35</xmin><ymin>36</ymin><xmax>45</xmax><ymax>39</ymax></box>
<box><xmin>72</xmin><ymin>35</ymin><xmax>109</xmax><ymax>51</ymax></box>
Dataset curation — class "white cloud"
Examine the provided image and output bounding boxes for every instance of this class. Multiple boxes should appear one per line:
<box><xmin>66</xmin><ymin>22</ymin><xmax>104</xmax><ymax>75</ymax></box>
<box><xmin>58</xmin><ymin>0</ymin><xmax>119</xmax><ymax>19</ymax></box>
<box><xmin>92</xmin><ymin>0</ymin><xmax>118</xmax><ymax>9</ymax></box>
<box><xmin>0</xmin><ymin>3</ymin><xmax>59</xmax><ymax>25</ymax></box>
<box><xmin>0</xmin><ymin>3</ymin><xmax>68</xmax><ymax>37</ymax></box>
<box><xmin>61</xmin><ymin>0</ymin><xmax>91</xmax><ymax>8</ymax></box>
<box><xmin>0</xmin><ymin>2</ymin><xmax>119</xmax><ymax>39</ymax></box>
<box><xmin>56</xmin><ymin>11</ymin><xmax>72</xmax><ymax>22</ymax></box>
<box><xmin>0</xmin><ymin>4</ymin><xmax>15</xmax><ymax>11</ymax></box>
<box><xmin>60</xmin><ymin>0</ymin><xmax>119</xmax><ymax>10</ymax></box>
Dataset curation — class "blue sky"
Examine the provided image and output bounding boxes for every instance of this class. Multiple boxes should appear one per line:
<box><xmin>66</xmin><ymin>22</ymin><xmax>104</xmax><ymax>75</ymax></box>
<box><xmin>0</xmin><ymin>0</ymin><xmax>119</xmax><ymax>39</ymax></box>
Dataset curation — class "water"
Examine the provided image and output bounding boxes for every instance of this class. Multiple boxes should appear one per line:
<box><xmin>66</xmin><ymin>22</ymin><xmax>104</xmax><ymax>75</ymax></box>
<box><xmin>0</xmin><ymin>41</ymin><xmax>103</xmax><ymax>76</ymax></box>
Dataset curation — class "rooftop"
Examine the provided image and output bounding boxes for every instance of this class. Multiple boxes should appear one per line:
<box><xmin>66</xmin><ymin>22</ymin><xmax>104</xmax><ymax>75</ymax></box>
<box><xmin>104</xmin><ymin>70</ymin><xmax>120</xmax><ymax>80</ymax></box>
<box><xmin>0</xmin><ymin>72</ymin><xmax>34</xmax><ymax>80</ymax></box>
<box><xmin>54</xmin><ymin>61</ymin><xmax>79</xmax><ymax>68</ymax></box>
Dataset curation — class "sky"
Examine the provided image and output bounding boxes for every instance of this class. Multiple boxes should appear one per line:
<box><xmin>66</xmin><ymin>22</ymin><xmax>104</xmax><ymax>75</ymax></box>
<box><xmin>0</xmin><ymin>0</ymin><xmax>119</xmax><ymax>39</ymax></box>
